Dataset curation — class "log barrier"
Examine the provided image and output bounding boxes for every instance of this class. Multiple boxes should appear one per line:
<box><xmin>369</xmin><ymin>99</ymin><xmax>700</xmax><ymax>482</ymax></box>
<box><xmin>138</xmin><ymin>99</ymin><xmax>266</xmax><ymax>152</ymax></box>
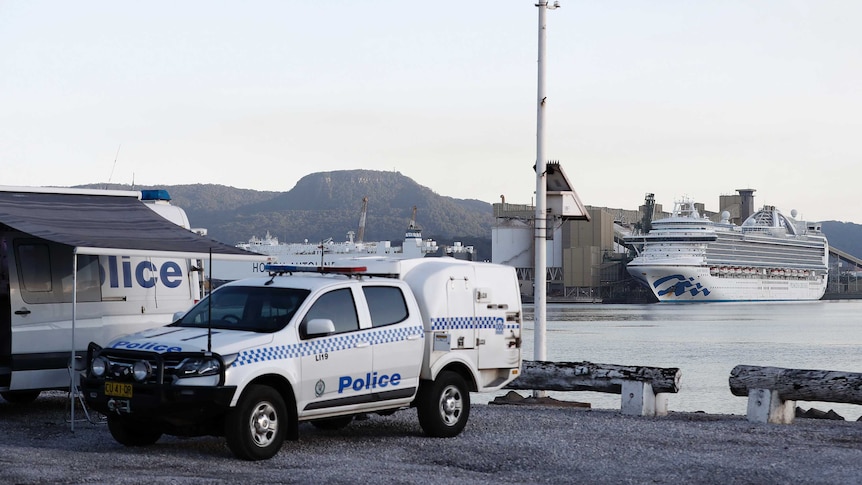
<box><xmin>506</xmin><ymin>360</ymin><xmax>682</xmax><ymax>417</ymax></box>
<box><xmin>729</xmin><ymin>365</ymin><xmax>862</xmax><ymax>423</ymax></box>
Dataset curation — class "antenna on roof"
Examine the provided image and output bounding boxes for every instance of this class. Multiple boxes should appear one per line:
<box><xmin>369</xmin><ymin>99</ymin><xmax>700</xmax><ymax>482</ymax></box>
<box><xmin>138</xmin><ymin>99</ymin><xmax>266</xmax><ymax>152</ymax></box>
<box><xmin>106</xmin><ymin>144</ymin><xmax>121</xmax><ymax>188</ymax></box>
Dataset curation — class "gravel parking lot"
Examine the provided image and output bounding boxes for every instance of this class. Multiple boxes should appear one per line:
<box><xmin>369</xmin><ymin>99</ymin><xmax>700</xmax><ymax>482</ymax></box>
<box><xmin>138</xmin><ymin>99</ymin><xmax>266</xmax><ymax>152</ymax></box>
<box><xmin>0</xmin><ymin>391</ymin><xmax>860</xmax><ymax>484</ymax></box>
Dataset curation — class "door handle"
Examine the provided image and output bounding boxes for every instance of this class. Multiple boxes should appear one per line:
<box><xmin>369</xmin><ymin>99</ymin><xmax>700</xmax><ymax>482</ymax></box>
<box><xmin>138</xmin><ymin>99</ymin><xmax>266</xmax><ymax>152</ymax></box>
<box><xmin>14</xmin><ymin>308</ymin><xmax>31</xmax><ymax>315</ymax></box>
<box><xmin>354</xmin><ymin>341</ymin><xmax>370</xmax><ymax>348</ymax></box>
<box><xmin>407</xmin><ymin>334</ymin><xmax>421</xmax><ymax>340</ymax></box>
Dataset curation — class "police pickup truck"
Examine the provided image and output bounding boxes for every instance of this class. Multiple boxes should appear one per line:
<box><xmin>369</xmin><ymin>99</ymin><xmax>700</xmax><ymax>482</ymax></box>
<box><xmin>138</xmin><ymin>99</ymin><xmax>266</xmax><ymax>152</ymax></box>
<box><xmin>80</xmin><ymin>258</ymin><xmax>522</xmax><ymax>460</ymax></box>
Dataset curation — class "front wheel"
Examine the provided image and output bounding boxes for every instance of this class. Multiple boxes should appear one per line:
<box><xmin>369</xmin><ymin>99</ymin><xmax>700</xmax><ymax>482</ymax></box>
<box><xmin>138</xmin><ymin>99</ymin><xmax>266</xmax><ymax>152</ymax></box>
<box><xmin>225</xmin><ymin>385</ymin><xmax>288</xmax><ymax>460</ymax></box>
<box><xmin>107</xmin><ymin>416</ymin><xmax>162</xmax><ymax>446</ymax></box>
<box><xmin>416</xmin><ymin>371</ymin><xmax>470</xmax><ymax>438</ymax></box>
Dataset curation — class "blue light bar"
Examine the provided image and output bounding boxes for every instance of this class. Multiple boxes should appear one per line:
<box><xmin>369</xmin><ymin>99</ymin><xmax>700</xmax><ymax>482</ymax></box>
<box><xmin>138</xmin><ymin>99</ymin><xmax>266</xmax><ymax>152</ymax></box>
<box><xmin>140</xmin><ymin>189</ymin><xmax>172</xmax><ymax>201</ymax></box>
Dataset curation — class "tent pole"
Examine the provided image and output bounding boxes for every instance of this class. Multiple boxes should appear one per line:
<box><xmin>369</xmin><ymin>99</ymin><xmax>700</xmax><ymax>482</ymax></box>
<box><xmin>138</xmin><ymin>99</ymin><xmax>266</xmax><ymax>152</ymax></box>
<box><xmin>207</xmin><ymin>248</ymin><xmax>212</xmax><ymax>353</ymax></box>
<box><xmin>70</xmin><ymin>248</ymin><xmax>78</xmax><ymax>431</ymax></box>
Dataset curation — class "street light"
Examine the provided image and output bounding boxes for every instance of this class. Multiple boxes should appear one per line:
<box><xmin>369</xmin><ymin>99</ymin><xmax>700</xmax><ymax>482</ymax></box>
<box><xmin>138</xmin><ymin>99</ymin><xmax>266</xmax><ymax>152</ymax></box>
<box><xmin>533</xmin><ymin>0</ymin><xmax>559</xmax><ymax>398</ymax></box>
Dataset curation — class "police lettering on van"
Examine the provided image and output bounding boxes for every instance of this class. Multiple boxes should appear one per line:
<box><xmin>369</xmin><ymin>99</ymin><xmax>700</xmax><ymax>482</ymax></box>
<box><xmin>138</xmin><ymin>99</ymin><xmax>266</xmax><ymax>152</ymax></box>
<box><xmin>101</xmin><ymin>255</ymin><xmax>185</xmax><ymax>289</ymax></box>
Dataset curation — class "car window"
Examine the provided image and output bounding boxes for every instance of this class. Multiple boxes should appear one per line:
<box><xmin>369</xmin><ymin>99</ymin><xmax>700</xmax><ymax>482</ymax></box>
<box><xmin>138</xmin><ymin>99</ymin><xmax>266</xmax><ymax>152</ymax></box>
<box><xmin>176</xmin><ymin>286</ymin><xmax>309</xmax><ymax>333</ymax></box>
<box><xmin>362</xmin><ymin>286</ymin><xmax>409</xmax><ymax>327</ymax></box>
<box><xmin>301</xmin><ymin>288</ymin><xmax>359</xmax><ymax>337</ymax></box>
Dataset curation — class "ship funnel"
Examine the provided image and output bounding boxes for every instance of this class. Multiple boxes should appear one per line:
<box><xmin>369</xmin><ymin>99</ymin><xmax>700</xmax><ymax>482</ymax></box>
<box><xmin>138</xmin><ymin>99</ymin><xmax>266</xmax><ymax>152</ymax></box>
<box><xmin>737</xmin><ymin>188</ymin><xmax>756</xmax><ymax>221</ymax></box>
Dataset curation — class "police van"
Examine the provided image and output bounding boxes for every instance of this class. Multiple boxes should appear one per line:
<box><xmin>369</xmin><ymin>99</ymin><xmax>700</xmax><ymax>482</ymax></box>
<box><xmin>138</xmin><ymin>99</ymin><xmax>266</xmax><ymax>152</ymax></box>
<box><xmin>0</xmin><ymin>186</ymin><xmax>256</xmax><ymax>404</ymax></box>
<box><xmin>80</xmin><ymin>258</ymin><xmax>523</xmax><ymax>460</ymax></box>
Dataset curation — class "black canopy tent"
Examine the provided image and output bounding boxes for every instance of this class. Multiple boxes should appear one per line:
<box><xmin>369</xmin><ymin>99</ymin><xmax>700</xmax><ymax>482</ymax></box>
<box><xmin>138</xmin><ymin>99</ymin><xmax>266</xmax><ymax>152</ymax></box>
<box><xmin>0</xmin><ymin>188</ymin><xmax>259</xmax><ymax>259</ymax></box>
<box><xmin>0</xmin><ymin>187</ymin><xmax>266</xmax><ymax>428</ymax></box>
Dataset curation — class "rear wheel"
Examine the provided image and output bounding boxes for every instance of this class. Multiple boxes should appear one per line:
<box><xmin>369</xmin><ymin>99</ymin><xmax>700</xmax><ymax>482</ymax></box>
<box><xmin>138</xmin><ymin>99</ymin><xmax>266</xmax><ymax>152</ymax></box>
<box><xmin>107</xmin><ymin>416</ymin><xmax>163</xmax><ymax>446</ymax></box>
<box><xmin>417</xmin><ymin>371</ymin><xmax>470</xmax><ymax>438</ymax></box>
<box><xmin>310</xmin><ymin>415</ymin><xmax>353</xmax><ymax>430</ymax></box>
<box><xmin>0</xmin><ymin>390</ymin><xmax>41</xmax><ymax>404</ymax></box>
<box><xmin>225</xmin><ymin>385</ymin><xmax>287</xmax><ymax>460</ymax></box>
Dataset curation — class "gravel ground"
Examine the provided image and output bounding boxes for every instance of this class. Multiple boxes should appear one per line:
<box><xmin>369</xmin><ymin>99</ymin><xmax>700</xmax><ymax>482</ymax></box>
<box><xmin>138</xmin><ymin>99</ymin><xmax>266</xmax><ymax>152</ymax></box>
<box><xmin>0</xmin><ymin>391</ymin><xmax>860</xmax><ymax>485</ymax></box>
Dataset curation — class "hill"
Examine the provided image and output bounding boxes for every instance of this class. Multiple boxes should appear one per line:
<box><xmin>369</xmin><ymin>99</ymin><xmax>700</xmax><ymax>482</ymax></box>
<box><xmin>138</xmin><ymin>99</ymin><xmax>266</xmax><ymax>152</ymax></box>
<box><xmin>82</xmin><ymin>170</ymin><xmax>494</xmax><ymax>257</ymax></box>
<box><xmin>821</xmin><ymin>221</ymin><xmax>862</xmax><ymax>263</ymax></box>
<box><xmin>76</xmin><ymin>176</ymin><xmax>862</xmax><ymax>265</ymax></box>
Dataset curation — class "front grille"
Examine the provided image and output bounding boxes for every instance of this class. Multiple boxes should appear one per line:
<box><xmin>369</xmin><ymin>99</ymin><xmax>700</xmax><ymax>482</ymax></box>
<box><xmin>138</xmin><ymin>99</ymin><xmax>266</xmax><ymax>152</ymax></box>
<box><xmin>95</xmin><ymin>349</ymin><xmax>211</xmax><ymax>385</ymax></box>
<box><xmin>99</xmin><ymin>352</ymin><xmax>186</xmax><ymax>384</ymax></box>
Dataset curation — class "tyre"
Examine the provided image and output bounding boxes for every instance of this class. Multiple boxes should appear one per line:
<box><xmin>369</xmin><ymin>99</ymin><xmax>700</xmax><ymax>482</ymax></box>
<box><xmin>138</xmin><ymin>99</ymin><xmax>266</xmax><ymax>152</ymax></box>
<box><xmin>416</xmin><ymin>371</ymin><xmax>470</xmax><ymax>438</ymax></box>
<box><xmin>310</xmin><ymin>415</ymin><xmax>353</xmax><ymax>430</ymax></box>
<box><xmin>0</xmin><ymin>390</ymin><xmax>41</xmax><ymax>404</ymax></box>
<box><xmin>107</xmin><ymin>416</ymin><xmax>163</xmax><ymax>446</ymax></box>
<box><xmin>224</xmin><ymin>385</ymin><xmax>288</xmax><ymax>460</ymax></box>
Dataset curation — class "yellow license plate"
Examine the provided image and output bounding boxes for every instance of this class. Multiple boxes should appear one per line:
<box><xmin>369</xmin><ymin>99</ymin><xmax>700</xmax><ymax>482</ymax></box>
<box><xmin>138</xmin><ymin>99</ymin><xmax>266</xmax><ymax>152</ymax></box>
<box><xmin>105</xmin><ymin>382</ymin><xmax>133</xmax><ymax>398</ymax></box>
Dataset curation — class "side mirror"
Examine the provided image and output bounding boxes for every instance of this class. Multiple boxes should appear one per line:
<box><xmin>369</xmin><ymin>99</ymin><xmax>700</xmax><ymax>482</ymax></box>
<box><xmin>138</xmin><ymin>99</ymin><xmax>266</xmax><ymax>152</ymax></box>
<box><xmin>304</xmin><ymin>318</ymin><xmax>336</xmax><ymax>337</ymax></box>
<box><xmin>172</xmin><ymin>311</ymin><xmax>187</xmax><ymax>322</ymax></box>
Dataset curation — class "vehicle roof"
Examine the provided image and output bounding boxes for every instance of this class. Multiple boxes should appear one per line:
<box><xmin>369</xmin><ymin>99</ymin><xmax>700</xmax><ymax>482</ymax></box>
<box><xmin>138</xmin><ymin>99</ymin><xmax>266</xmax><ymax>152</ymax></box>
<box><xmin>220</xmin><ymin>273</ymin><xmax>403</xmax><ymax>292</ymax></box>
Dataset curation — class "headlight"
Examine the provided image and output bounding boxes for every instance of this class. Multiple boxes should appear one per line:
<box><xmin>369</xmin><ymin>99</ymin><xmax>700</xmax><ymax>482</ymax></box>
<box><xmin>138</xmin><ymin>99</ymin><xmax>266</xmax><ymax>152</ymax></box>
<box><xmin>91</xmin><ymin>356</ymin><xmax>109</xmax><ymax>377</ymax></box>
<box><xmin>176</xmin><ymin>356</ymin><xmax>222</xmax><ymax>378</ymax></box>
<box><xmin>132</xmin><ymin>360</ymin><xmax>152</xmax><ymax>382</ymax></box>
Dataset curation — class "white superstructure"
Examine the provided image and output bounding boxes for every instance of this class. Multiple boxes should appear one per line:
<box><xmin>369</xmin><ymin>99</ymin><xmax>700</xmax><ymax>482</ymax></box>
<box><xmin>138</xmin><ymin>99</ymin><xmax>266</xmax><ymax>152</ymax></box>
<box><xmin>236</xmin><ymin>227</ymin><xmax>439</xmax><ymax>266</ymax></box>
<box><xmin>208</xmin><ymin>227</ymin><xmax>440</xmax><ymax>282</ymax></box>
<box><xmin>236</xmin><ymin>228</ymin><xmax>437</xmax><ymax>266</ymax></box>
<box><xmin>625</xmin><ymin>200</ymin><xmax>829</xmax><ymax>302</ymax></box>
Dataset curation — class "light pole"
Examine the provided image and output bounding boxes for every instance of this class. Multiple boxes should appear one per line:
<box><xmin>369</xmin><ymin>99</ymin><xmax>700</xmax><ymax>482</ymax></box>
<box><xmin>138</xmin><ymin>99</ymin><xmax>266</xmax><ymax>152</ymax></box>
<box><xmin>533</xmin><ymin>0</ymin><xmax>559</xmax><ymax>398</ymax></box>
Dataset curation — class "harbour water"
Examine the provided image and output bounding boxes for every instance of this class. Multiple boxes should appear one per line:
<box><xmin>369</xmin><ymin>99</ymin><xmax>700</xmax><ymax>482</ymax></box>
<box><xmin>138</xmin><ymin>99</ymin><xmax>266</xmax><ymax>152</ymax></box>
<box><xmin>483</xmin><ymin>300</ymin><xmax>862</xmax><ymax>420</ymax></box>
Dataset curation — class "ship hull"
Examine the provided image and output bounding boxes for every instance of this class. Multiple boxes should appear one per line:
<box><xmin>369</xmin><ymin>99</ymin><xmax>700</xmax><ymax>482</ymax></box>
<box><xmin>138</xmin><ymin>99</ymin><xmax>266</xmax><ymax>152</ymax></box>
<box><xmin>628</xmin><ymin>265</ymin><xmax>827</xmax><ymax>302</ymax></box>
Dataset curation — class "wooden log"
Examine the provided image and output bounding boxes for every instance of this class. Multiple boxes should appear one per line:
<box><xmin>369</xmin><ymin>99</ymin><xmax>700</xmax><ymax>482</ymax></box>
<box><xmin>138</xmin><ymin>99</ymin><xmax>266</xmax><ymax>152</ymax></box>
<box><xmin>507</xmin><ymin>360</ymin><xmax>682</xmax><ymax>394</ymax></box>
<box><xmin>729</xmin><ymin>365</ymin><xmax>862</xmax><ymax>405</ymax></box>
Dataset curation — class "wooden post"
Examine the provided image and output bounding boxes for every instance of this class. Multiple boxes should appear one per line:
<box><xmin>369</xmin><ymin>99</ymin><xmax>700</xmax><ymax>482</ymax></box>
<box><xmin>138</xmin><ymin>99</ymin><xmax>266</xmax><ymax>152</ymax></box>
<box><xmin>509</xmin><ymin>360</ymin><xmax>681</xmax><ymax>394</ymax></box>
<box><xmin>506</xmin><ymin>360</ymin><xmax>681</xmax><ymax>416</ymax></box>
<box><xmin>729</xmin><ymin>365</ymin><xmax>862</xmax><ymax>403</ymax></box>
<box><xmin>729</xmin><ymin>365</ymin><xmax>862</xmax><ymax>424</ymax></box>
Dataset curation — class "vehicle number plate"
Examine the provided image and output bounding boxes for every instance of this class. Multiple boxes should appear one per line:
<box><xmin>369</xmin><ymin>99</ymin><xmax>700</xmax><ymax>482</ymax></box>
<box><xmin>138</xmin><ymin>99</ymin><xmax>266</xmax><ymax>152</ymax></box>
<box><xmin>105</xmin><ymin>382</ymin><xmax>133</xmax><ymax>398</ymax></box>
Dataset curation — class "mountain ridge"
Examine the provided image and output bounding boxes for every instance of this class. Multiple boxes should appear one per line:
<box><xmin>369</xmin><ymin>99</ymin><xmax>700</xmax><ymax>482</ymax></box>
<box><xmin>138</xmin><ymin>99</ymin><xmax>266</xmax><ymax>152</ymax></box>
<box><xmin>77</xmin><ymin>172</ymin><xmax>862</xmax><ymax>264</ymax></box>
<box><xmin>80</xmin><ymin>170</ymin><xmax>495</xmax><ymax>257</ymax></box>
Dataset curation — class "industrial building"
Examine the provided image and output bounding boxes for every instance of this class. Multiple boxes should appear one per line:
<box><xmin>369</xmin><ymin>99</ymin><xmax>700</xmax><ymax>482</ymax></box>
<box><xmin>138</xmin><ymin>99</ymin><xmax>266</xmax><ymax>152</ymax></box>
<box><xmin>491</xmin><ymin>188</ymin><xmax>762</xmax><ymax>302</ymax></box>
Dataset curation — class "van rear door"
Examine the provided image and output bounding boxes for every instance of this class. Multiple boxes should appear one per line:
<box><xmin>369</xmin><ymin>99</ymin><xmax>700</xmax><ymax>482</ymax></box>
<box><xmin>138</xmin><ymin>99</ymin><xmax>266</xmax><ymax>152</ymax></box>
<box><xmin>476</xmin><ymin>266</ymin><xmax>522</xmax><ymax>370</ymax></box>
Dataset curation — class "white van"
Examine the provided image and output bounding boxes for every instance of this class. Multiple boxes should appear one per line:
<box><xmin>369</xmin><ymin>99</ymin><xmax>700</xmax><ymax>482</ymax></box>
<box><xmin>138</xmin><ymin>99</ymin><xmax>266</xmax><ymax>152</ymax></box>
<box><xmin>0</xmin><ymin>186</ymin><xmax>260</xmax><ymax>403</ymax></box>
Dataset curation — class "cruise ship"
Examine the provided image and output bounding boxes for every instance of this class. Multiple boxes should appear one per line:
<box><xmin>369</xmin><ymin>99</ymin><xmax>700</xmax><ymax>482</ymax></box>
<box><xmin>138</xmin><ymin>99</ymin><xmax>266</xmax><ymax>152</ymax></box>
<box><xmin>625</xmin><ymin>200</ymin><xmax>828</xmax><ymax>302</ymax></box>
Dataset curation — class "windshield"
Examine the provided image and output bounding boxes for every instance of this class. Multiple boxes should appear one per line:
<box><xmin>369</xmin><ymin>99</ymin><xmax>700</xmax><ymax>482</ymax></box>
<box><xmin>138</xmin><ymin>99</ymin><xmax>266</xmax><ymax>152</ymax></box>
<box><xmin>175</xmin><ymin>286</ymin><xmax>310</xmax><ymax>333</ymax></box>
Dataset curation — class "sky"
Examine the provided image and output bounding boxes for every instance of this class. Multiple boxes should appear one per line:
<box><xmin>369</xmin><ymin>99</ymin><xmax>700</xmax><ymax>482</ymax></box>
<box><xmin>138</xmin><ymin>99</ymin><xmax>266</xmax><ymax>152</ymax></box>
<box><xmin>2</xmin><ymin>1</ymin><xmax>861</xmax><ymax>223</ymax></box>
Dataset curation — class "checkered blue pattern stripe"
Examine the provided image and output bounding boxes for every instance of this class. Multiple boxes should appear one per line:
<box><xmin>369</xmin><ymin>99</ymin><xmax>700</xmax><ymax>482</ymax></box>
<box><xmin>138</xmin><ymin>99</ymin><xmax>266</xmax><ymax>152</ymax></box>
<box><xmin>430</xmin><ymin>316</ymin><xmax>520</xmax><ymax>335</ymax></box>
<box><xmin>233</xmin><ymin>324</ymin><xmax>425</xmax><ymax>367</ymax></box>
